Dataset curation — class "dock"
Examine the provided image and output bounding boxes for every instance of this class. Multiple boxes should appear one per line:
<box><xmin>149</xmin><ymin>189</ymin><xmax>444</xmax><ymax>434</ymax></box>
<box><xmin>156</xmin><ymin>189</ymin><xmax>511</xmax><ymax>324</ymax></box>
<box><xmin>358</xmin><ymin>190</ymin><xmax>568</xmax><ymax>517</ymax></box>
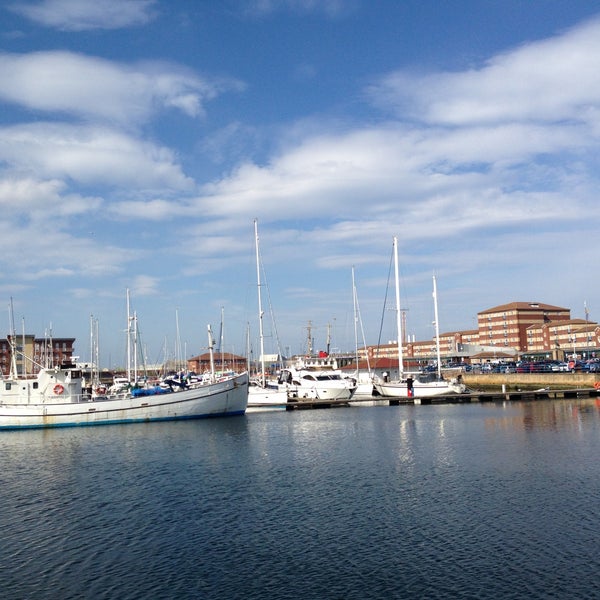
<box><xmin>284</xmin><ymin>387</ymin><xmax>600</xmax><ymax>410</ymax></box>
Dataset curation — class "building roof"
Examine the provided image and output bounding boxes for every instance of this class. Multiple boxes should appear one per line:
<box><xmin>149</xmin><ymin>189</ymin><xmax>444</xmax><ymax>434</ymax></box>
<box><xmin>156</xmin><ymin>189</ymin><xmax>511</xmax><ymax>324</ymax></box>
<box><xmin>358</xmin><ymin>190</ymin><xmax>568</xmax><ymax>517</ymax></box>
<box><xmin>526</xmin><ymin>318</ymin><xmax>592</xmax><ymax>330</ymax></box>
<box><xmin>478</xmin><ymin>301</ymin><xmax>569</xmax><ymax>315</ymax></box>
<box><xmin>189</xmin><ymin>352</ymin><xmax>245</xmax><ymax>361</ymax></box>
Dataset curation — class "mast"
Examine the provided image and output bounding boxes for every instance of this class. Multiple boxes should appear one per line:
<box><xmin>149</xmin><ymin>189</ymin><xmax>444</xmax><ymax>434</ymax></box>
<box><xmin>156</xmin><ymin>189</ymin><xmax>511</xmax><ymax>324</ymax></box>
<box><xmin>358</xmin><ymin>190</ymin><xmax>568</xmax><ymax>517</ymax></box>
<box><xmin>126</xmin><ymin>288</ymin><xmax>131</xmax><ymax>382</ymax></box>
<box><xmin>175</xmin><ymin>308</ymin><xmax>182</xmax><ymax>372</ymax></box>
<box><xmin>254</xmin><ymin>219</ymin><xmax>266</xmax><ymax>387</ymax></box>
<box><xmin>207</xmin><ymin>324</ymin><xmax>215</xmax><ymax>381</ymax></box>
<box><xmin>8</xmin><ymin>298</ymin><xmax>18</xmax><ymax>378</ymax></box>
<box><xmin>132</xmin><ymin>310</ymin><xmax>138</xmax><ymax>383</ymax></box>
<box><xmin>393</xmin><ymin>236</ymin><xmax>404</xmax><ymax>375</ymax></box>
<box><xmin>433</xmin><ymin>275</ymin><xmax>442</xmax><ymax>379</ymax></box>
<box><xmin>220</xmin><ymin>306</ymin><xmax>224</xmax><ymax>374</ymax></box>
<box><xmin>352</xmin><ymin>267</ymin><xmax>359</xmax><ymax>369</ymax></box>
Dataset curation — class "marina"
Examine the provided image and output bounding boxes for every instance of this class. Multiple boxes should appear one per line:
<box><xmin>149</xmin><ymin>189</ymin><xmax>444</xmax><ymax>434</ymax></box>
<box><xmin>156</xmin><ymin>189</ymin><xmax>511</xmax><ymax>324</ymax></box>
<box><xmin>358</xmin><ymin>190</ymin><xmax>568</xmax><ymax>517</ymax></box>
<box><xmin>283</xmin><ymin>385</ymin><xmax>600</xmax><ymax>409</ymax></box>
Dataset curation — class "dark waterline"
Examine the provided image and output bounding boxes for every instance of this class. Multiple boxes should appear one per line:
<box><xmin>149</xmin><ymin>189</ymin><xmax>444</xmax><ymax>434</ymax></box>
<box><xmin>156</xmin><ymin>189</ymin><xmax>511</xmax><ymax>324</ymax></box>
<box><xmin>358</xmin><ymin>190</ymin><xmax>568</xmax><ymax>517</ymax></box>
<box><xmin>0</xmin><ymin>399</ymin><xmax>599</xmax><ymax>599</ymax></box>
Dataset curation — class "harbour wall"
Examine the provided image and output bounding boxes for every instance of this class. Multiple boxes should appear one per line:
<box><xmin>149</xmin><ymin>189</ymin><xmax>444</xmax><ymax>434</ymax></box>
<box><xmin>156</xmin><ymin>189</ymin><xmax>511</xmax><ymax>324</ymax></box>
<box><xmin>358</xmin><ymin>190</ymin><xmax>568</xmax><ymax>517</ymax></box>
<box><xmin>461</xmin><ymin>371</ymin><xmax>599</xmax><ymax>390</ymax></box>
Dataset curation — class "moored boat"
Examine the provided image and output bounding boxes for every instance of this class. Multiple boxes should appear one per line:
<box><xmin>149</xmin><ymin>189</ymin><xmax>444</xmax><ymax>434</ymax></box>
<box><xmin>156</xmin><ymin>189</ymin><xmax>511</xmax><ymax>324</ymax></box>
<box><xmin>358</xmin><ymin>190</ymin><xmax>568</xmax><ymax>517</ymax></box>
<box><xmin>246</xmin><ymin>219</ymin><xmax>290</xmax><ymax>412</ymax></box>
<box><xmin>373</xmin><ymin>237</ymin><xmax>467</xmax><ymax>399</ymax></box>
<box><xmin>0</xmin><ymin>333</ymin><xmax>248</xmax><ymax>430</ymax></box>
<box><xmin>277</xmin><ymin>356</ymin><xmax>357</xmax><ymax>401</ymax></box>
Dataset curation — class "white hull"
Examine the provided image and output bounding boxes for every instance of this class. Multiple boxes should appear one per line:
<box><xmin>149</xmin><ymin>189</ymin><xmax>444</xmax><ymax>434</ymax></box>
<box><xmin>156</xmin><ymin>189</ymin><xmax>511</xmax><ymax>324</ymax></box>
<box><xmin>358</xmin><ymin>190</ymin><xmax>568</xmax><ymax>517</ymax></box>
<box><xmin>278</xmin><ymin>359</ymin><xmax>357</xmax><ymax>401</ymax></box>
<box><xmin>0</xmin><ymin>371</ymin><xmax>248</xmax><ymax>429</ymax></box>
<box><xmin>247</xmin><ymin>384</ymin><xmax>289</xmax><ymax>412</ymax></box>
<box><xmin>352</xmin><ymin>380</ymin><xmax>376</xmax><ymax>398</ymax></box>
<box><xmin>373</xmin><ymin>378</ymin><xmax>465</xmax><ymax>398</ymax></box>
<box><xmin>284</xmin><ymin>381</ymin><xmax>355</xmax><ymax>401</ymax></box>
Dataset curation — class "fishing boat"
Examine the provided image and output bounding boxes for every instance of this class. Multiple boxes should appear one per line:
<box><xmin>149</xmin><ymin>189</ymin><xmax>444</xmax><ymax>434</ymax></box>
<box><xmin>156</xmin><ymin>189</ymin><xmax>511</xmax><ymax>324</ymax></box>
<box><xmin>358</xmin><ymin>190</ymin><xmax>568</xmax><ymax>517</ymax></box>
<box><xmin>247</xmin><ymin>219</ymin><xmax>289</xmax><ymax>411</ymax></box>
<box><xmin>0</xmin><ymin>326</ymin><xmax>248</xmax><ymax>430</ymax></box>
<box><xmin>373</xmin><ymin>237</ymin><xmax>466</xmax><ymax>399</ymax></box>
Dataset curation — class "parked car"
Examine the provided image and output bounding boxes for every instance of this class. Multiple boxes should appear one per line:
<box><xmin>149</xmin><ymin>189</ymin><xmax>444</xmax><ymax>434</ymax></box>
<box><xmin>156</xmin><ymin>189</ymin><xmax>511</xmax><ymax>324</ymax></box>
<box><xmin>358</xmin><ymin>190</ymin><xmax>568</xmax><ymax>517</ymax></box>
<box><xmin>585</xmin><ymin>360</ymin><xmax>600</xmax><ymax>372</ymax></box>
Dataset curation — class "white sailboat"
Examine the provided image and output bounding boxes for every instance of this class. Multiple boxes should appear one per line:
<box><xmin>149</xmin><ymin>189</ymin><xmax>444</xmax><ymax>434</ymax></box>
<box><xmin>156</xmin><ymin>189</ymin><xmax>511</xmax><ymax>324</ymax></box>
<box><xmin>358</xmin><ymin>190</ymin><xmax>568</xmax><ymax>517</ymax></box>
<box><xmin>247</xmin><ymin>219</ymin><xmax>289</xmax><ymax>411</ymax></box>
<box><xmin>373</xmin><ymin>237</ymin><xmax>466</xmax><ymax>399</ymax></box>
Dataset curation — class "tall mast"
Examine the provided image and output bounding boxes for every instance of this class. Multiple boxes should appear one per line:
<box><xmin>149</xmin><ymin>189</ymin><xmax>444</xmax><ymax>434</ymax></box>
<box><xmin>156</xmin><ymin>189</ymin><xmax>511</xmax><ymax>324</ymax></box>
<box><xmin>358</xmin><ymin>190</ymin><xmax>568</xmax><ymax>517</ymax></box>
<box><xmin>220</xmin><ymin>306</ymin><xmax>224</xmax><ymax>373</ymax></box>
<box><xmin>126</xmin><ymin>288</ymin><xmax>131</xmax><ymax>382</ymax></box>
<box><xmin>21</xmin><ymin>317</ymin><xmax>27</xmax><ymax>375</ymax></box>
<box><xmin>254</xmin><ymin>219</ymin><xmax>266</xmax><ymax>386</ymax></box>
<box><xmin>433</xmin><ymin>275</ymin><xmax>442</xmax><ymax>379</ymax></box>
<box><xmin>132</xmin><ymin>310</ymin><xmax>138</xmax><ymax>383</ymax></box>
<box><xmin>352</xmin><ymin>266</ymin><xmax>358</xmax><ymax>368</ymax></box>
<box><xmin>8</xmin><ymin>297</ymin><xmax>17</xmax><ymax>377</ymax></box>
<box><xmin>393</xmin><ymin>236</ymin><xmax>404</xmax><ymax>374</ymax></box>
<box><xmin>175</xmin><ymin>308</ymin><xmax>182</xmax><ymax>372</ymax></box>
<box><xmin>207</xmin><ymin>324</ymin><xmax>215</xmax><ymax>381</ymax></box>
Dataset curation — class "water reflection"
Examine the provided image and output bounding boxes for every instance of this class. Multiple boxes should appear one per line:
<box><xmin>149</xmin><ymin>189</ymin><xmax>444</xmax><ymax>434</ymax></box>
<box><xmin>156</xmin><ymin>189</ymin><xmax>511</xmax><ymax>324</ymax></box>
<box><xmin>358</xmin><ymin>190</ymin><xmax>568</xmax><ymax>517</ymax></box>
<box><xmin>483</xmin><ymin>398</ymin><xmax>600</xmax><ymax>432</ymax></box>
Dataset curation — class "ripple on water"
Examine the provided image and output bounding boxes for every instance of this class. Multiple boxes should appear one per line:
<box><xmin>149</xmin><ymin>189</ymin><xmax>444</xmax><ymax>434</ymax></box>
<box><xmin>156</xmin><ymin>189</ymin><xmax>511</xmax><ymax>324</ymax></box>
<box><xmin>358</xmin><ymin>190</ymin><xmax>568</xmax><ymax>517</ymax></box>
<box><xmin>0</xmin><ymin>404</ymin><xmax>599</xmax><ymax>599</ymax></box>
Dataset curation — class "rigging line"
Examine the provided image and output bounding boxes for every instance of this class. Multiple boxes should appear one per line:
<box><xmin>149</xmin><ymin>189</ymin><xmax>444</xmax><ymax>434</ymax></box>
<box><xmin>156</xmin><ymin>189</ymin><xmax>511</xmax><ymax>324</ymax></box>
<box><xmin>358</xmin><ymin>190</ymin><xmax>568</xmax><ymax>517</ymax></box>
<box><xmin>375</xmin><ymin>241</ymin><xmax>395</xmax><ymax>361</ymax></box>
<box><xmin>259</xmin><ymin>249</ymin><xmax>285</xmax><ymax>361</ymax></box>
<box><xmin>353</xmin><ymin>272</ymin><xmax>371</xmax><ymax>374</ymax></box>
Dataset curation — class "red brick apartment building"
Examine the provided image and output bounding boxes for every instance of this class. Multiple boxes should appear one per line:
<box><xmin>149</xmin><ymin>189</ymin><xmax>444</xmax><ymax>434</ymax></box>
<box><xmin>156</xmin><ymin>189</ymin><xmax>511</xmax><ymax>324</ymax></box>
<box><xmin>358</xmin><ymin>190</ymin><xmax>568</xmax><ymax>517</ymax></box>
<box><xmin>363</xmin><ymin>302</ymin><xmax>600</xmax><ymax>364</ymax></box>
<box><xmin>0</xmin><ymin>335</ymin><xmax>75</xmax><ymax>376</ymax></box>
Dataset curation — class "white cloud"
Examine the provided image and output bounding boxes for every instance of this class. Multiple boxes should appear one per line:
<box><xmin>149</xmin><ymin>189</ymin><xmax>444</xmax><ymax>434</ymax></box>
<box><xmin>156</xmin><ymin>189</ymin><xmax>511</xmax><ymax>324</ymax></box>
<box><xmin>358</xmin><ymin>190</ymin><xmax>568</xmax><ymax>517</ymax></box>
<box><xmin>0</xmin><ymin>219</ymin><xmax>134</xmax><ymax>281</ymax></box>
<box><xmin>109</xmin><ymin>198</ymin><xmax>188</xmax><ymax>221</ymax></box>
<box><xmin>10</xmin><ymin>0</ymin><xmax>157</xmax><ymax>31</ymax></box>
<box><xmin>244</xmin><ymin>0</ymin><xmax>354</xmax><ymax>18</ymax></box>
<box><xmin>0</xmin><ymin>123</ymin><xmax>194</xmax><ymax>192</ymax></box>
<box><xmin>0</xmin><ymin>176</ymin><xmax>102</xmax><ymax>219</ymax></box>
<box><xmin>369</xmin><ymin>17</ymin><xmax>600</xmax><ymax>126</ymax></box>
<box><xmin>130</xmin><ymin>275</ymin><xmax>160</xmax><ymax>296</ymax></box>
<box><xmin>0</xmin><ymin>51</ymin><xmax>236</xmax><ymax>125</ymax></box>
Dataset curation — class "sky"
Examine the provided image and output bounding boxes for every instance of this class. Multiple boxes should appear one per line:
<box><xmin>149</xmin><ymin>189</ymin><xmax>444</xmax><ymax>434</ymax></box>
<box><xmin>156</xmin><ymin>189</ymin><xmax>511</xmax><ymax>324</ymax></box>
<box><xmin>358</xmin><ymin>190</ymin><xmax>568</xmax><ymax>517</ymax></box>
<box><xmin>1</xmin><ymin>0</ymin><xmax>600</xmax><ymax>368</ymax></box>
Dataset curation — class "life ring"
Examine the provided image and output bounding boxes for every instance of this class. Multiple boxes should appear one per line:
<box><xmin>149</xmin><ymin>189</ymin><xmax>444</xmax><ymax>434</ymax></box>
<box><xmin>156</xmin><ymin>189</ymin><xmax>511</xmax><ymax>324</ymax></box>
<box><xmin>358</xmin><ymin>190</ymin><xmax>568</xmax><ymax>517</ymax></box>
<box><xmin>53</xmin><ymin>384</ymin><xmax>65</xmax><ymax>395</ymax></box>
<box><xmin>594</xmin><ymin>382</ymin><xmax>600</xmax><ymax>391</ymax></box>
<box><xmin>95</xmin><ymin>386</ymin><xmax>107</xmax><ymax>395</ymax></box>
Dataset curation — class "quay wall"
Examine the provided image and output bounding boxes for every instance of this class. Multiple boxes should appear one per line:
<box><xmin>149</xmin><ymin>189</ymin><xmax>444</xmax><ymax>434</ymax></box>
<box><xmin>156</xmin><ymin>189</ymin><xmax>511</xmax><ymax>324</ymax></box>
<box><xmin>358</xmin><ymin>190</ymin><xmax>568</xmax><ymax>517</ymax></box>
<box><xmin>461</xmin><ymin>372</ymin><xmax>599</xmax><ymax>389</ymax></box>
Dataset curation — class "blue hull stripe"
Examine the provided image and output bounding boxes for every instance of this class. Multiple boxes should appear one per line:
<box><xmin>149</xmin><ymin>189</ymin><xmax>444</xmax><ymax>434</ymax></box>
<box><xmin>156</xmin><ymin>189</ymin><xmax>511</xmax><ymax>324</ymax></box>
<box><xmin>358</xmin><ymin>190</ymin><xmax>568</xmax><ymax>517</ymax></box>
<box><xmin>0</xmin><ymin>411</ymin><xmax>247</xmax><ymax>431</ymax></box>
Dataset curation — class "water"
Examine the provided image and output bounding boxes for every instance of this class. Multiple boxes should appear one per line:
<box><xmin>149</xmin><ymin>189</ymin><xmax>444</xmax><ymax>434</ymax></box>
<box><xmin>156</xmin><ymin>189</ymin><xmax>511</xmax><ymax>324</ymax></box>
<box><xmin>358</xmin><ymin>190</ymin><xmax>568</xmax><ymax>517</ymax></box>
<box><xmin>1</xmin><ymin>399</ymin><xmax>599</xmax><ymax>599</ymax></box>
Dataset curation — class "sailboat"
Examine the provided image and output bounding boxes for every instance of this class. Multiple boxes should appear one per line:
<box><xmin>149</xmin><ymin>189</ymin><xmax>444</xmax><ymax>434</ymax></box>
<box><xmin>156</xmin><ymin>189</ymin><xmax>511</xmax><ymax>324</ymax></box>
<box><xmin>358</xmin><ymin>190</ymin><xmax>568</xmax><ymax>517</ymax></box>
<box><xmin>247</xmin><ymin>219</ymin><xmax>289</xmax><ymax>411</ymax></box>
<box><xmin>373</xmin><ymin>237</ymin><xmax>467</xmax><ymax>399</ymax></box>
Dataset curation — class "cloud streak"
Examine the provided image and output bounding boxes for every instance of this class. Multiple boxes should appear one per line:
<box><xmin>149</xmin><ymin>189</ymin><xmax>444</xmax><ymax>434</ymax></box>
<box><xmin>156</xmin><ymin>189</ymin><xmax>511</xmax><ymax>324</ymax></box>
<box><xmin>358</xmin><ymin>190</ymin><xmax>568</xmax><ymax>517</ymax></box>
<box><xmin>369</xmin><ymin>17</ymin><xmax>600</xmax><ymax>127</ymax></box>
<box><xmin>10</xmin><ymin>0</ymin><xmax>158</xmax><ymax>31</ymax></box>
<box><xmin>0</xmin><ymin>51</ymin><xmax>238</xmax><ymax>125</ymax></box>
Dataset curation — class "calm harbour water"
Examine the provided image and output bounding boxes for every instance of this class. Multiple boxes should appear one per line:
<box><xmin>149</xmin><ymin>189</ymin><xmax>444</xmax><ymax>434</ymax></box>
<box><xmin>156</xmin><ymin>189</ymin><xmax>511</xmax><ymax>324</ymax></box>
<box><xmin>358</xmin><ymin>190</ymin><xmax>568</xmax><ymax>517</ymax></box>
<box><xmin>0</xmin><ymin>399</ymin><xmax>599</xmax><ymax>600</ymax></box>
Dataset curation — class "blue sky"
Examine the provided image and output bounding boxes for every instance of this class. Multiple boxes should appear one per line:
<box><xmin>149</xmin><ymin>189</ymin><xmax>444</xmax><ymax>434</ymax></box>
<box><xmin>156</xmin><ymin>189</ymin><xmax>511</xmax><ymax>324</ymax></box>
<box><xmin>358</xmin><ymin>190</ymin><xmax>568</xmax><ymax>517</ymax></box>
<box><xmin>1</xmin><ymin>0</ymin><xmax>599</xmax><ymax>368</ymax></box>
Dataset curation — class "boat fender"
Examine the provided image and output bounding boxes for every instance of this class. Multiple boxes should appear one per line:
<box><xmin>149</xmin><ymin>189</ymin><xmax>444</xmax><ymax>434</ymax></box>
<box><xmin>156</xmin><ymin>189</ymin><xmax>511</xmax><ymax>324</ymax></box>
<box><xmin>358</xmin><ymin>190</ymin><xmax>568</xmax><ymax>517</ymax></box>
<box><xmin>53</xmin><ymin>384</ymin><xmax>65</xmax><ymax>395</ymax></box>
<box><xmin>594</xmin><ymin>382</ymin><xmax>600</xmax><ymax>391</ymax></box>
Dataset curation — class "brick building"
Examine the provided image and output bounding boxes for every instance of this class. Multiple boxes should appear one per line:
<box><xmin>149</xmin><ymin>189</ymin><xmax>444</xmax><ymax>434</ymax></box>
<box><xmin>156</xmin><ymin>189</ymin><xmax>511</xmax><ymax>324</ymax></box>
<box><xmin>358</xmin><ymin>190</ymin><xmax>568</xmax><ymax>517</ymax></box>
<box><xmin>0</xmin><ymin>335</ymin><xmax>76</xmax><ymax>376</ymax></box>
<box><xmin>187</xmin><ymin>352</ymin><xmax>247</xmax><ymax>374</ymax></box>
<box><xmin>361</xmin><ymin>301</ymin><xmax>599</xmax><ymax>364</ymax></box>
